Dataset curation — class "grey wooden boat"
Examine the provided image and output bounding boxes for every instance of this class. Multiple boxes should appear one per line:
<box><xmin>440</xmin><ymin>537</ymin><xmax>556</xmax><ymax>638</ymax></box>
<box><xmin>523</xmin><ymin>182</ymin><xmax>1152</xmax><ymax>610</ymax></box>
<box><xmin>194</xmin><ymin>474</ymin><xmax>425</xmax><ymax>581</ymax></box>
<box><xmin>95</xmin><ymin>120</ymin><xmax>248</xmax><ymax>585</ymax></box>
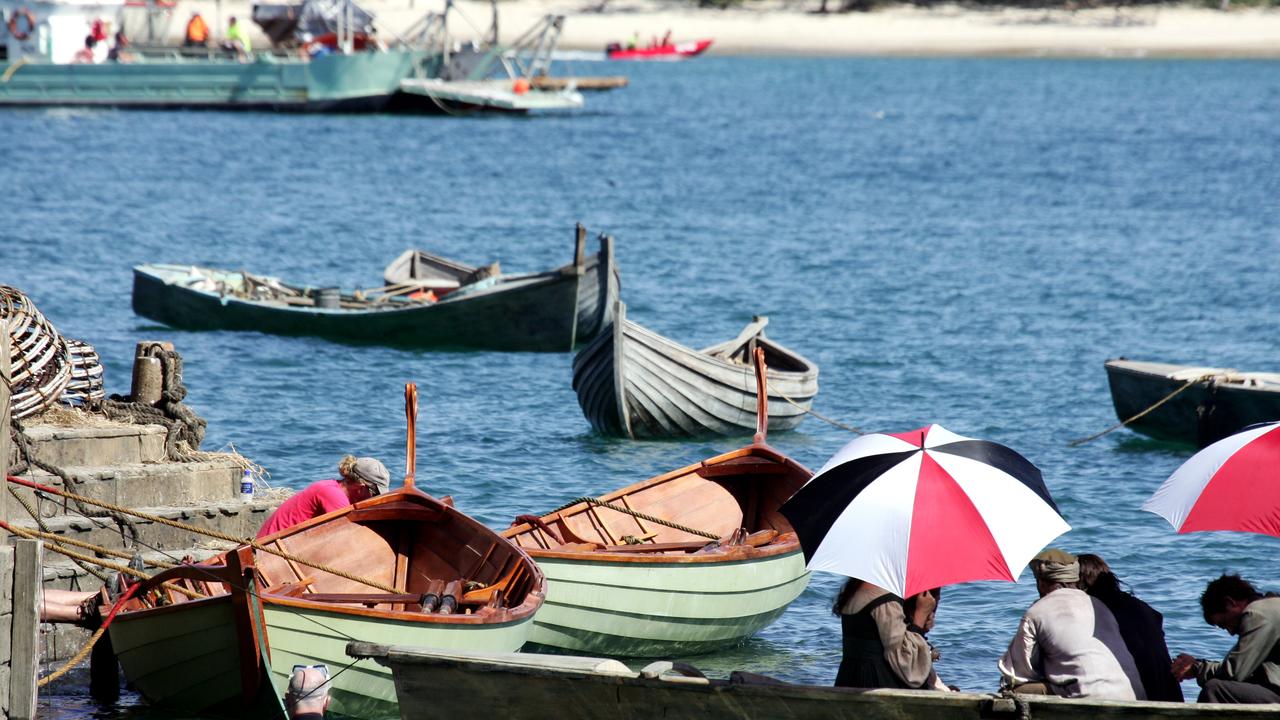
<box><xmin>1105</xmin><ymin>358</ymin><xmax>1280</xmax><ymax>447</ymax></box>
<box><xmin>572</xmin><ymin>302</ymin><xmax>819</xmax><ymax>439</ymax></box>
<box><xmin>132</xmin><ymin>226</ymin><xmax>618</xmax><ymax>352</ymax></box>
<box><xmin>346</xmin><ymin>643</ymin><xmax>1278</xmax><ymax>720</ymax></box>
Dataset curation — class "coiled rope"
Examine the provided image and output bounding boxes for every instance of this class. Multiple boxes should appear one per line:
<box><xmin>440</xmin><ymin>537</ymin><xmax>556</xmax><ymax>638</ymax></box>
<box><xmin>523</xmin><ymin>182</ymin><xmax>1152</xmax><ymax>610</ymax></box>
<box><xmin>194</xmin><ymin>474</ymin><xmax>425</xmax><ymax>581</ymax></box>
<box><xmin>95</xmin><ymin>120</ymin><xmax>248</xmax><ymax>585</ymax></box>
<box><xmin>1068</xmin><ymin>373</ymin><xmax>1217</xmax><ymax>447</ymax></box>
<box><xmin>546</xmin><ymin>496</ymin><xmax>719</xmax><ymax>540</ymax></box>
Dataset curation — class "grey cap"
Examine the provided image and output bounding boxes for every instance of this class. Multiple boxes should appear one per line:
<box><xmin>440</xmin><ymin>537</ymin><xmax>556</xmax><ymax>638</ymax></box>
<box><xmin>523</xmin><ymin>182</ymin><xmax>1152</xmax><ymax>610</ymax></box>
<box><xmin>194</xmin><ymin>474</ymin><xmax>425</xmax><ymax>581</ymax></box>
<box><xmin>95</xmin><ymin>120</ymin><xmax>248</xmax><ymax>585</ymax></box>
<box><xmin>350</xmin><ymin>457</ymin><xmax>390</xmax><ymax>493</ymax></box>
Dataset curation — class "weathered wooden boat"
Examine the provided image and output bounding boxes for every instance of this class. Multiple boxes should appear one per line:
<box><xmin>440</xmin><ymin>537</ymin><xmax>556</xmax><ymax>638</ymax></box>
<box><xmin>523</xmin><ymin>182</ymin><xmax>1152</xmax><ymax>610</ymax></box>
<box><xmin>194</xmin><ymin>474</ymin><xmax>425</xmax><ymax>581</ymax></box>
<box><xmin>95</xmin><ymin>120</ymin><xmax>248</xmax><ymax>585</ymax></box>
<box><xmin>107</xmin><ymin>385</ymin><xmax>546</xmax><ymax>719</ymax></box>
<box><xmin>505</xmin><ymin>351</ymin><xmax>812</xmax><ymax>656</ymax></box>
<box><xmin>573</xmin><ymin>301</ymin><xmax>818</xmax><ymax>438</ymax></box>
<box><xmin>1105</xmin><ymin>358</ymin><xmax>1280</xmax><ymax>447</ymax></box>
<box><xmin>383</xmin><ymin>226</ymin><xmax>619</xmax><ymax>347</ymax></box>
<box><xmin>605</xmin><ymin>39</ymin><xmax>713</xmax><ymax>61</ymax></box>
<box><xmin>346</xmin><ymin>643</ymin><xmax>1280</xmax><ymax>720</ymax></box>
<box><xmin>132</xmin><ymin>228</ymin><xmax>618</xmax><ymax>351</ymax></box>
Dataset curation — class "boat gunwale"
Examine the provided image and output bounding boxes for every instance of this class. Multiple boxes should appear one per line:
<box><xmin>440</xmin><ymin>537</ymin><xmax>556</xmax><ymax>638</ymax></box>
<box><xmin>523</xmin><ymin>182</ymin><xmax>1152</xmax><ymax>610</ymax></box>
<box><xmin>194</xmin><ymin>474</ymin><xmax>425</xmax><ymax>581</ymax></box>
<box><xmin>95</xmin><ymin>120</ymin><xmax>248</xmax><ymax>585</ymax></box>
<box><xmin>1105</xmin><ymin>358</ymin><xmax>1280</xmax><ymax>394</ymax></box>
<box><xmin>503</xmin><ymin>443</ymin><xmax>811</xmax><ymax>565</ymax></box>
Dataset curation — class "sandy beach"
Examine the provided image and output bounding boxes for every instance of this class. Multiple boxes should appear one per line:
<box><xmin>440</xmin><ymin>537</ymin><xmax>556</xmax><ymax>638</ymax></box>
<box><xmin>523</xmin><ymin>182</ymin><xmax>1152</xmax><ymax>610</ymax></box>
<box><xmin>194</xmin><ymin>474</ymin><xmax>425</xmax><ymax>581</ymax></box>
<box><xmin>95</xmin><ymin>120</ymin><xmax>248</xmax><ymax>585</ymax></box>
<box><xmin>177</xmin><ymin>0</ymin><xmax>1280</xmax><ymax>59</ymax></box>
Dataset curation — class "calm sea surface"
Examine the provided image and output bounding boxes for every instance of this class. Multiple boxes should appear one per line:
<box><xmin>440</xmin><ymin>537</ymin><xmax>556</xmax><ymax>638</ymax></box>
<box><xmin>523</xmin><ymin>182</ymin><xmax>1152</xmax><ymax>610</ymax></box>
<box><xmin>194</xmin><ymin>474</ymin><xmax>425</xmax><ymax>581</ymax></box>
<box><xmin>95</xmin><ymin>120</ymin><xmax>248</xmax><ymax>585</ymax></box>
<box><xmin>3</xmin><ymin>56</ymin><xmax>1278</xmax><ymax>717</ymax></box>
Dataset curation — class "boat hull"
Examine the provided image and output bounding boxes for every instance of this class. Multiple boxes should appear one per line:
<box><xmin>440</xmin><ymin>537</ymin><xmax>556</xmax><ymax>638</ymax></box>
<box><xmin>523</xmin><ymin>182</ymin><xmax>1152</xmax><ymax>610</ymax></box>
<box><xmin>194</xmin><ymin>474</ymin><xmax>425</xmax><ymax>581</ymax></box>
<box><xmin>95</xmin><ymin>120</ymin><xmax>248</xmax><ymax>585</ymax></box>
<box><xmin>109</xmin><ymin>596</ymin><xmax>247</xmax><ymax>711</ymax></box>
<box><xmin>0</xmin><ymin>51</ymin><xmax>418</xmax><ymax>112</ymax></box>
<box><xmin>573</xmin><ymin>305</ymin><xmax>819</xmax><ymax>438</ymax></box>
<box><xmin>606</xmin><ymin>40</ymin><xmax>713</xmax><ymax>61</ymax></box>
<box><xmin>352</xmin><ymin>645</ymin><xmax>1278</xmax><ymax>720</ymax></box>
<box><xmin>263</xmin><ymin>604</ymin><xmax>535</xmax><ymax>720</ymax></box>
<box><xmin>1105</xmin><ymin>359</ymin><xmax>1280</xmax><ymax>447</ymax></box>
<box><xmin>131</xmin><ymin>242</ymin><xmax>616</xmax><ymax>351</ymax></box>
<box><xmin>526</xmin><ymin>551</ymin><xmax>809</xmax><ymax>657</ymax></box>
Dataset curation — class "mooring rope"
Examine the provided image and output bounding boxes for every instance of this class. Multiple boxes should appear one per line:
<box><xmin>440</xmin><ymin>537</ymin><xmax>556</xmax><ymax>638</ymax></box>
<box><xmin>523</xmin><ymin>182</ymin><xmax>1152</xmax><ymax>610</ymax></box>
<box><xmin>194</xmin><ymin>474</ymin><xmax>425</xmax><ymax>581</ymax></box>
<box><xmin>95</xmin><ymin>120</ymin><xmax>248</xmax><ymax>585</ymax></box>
<box><xmin>546</xmin><ymin>496</ymin><xmax>720</xmax><ymax>541</ymax></box>
<box><xmin>8</xmin><ymin>486</ymin><xmax>110</xmax><ymax>582</ymax></box>
<box><xmin>37</xmin><ymin>582</ymin><xmax>141</xmax><ymax>688</ymax></box>
<box><xmin>1068</xmin><ymin>373</ymin><xmax>1217</xmax><ymax>447</ymax></box>
<box><xmin>6</xmin><ymin>475</ymin><xmax>400</xmax><ymax>594</ymax></box>
<box><xmin>776</xmin><ymin>390</ymin><xmax>866</xmax><ymax>435</ymax></box>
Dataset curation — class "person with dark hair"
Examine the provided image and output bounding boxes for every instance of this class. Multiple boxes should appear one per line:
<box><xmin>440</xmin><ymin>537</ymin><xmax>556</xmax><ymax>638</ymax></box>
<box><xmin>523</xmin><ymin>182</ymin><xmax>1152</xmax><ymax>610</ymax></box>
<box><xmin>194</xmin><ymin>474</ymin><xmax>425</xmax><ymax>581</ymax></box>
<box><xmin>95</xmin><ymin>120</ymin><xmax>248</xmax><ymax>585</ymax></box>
<box><xmin>1077</xmin><ymin>554</ymin><xmax>1183</xmax><ymax>702</ymax></box>
<box><xmin>72</xmin><ymin>35</ymin><xmax>97</xmax><ymax>64</ymax></box>
<box><xmin>832</xmin><ymin>578</ymin><xmax>952</xmax><ymax>690</ymax></box>
<box><xmin>1172</xmin><ymin>574</ymin><xmax>1280</xmax><ymax>704</ymax></box>
<box><xmin>998</xmin><ymin>548</ymin><xmax>1145</xmax><ymax>699</ymax></box>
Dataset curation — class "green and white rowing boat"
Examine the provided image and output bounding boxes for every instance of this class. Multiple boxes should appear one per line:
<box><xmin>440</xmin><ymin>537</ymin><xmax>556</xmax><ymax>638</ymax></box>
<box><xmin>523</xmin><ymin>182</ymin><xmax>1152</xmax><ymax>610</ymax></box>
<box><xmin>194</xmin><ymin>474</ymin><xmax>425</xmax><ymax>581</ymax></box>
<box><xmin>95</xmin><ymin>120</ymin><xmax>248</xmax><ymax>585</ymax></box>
<box><xmin>505</xmin><ymin>362</ymin><xmax>814</xmax><ymax>657</ymax></box>
<box><xmin>109</xmin><ymin>485</ymin><xmax>545</xmax><ymax>719</ymax></box>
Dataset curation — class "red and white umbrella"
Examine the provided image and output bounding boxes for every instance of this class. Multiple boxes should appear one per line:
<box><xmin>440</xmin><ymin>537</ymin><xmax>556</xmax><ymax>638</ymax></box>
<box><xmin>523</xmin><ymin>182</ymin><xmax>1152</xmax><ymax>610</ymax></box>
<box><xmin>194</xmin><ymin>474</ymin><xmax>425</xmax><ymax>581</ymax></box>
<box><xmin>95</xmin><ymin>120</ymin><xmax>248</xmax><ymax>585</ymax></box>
<box><xmin>779</xmin><ymin>424</ymin><xmax>1070</xmax><ymax>599</ymax></box>
<box><xmin>1143</xmin><ymin>421</ymin><xmax>1280</xmax><ymax>537</ymax></box>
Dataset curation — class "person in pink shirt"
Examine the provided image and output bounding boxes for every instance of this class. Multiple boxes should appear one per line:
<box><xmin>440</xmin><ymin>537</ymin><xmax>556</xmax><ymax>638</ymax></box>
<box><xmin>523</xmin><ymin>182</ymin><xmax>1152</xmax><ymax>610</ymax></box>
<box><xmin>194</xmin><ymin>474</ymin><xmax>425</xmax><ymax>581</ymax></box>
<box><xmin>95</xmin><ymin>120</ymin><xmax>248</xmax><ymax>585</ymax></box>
<box><xmin>256</xmin><ymin>455</ymin><xmax>390</xmax><ymax>539</ymax></box>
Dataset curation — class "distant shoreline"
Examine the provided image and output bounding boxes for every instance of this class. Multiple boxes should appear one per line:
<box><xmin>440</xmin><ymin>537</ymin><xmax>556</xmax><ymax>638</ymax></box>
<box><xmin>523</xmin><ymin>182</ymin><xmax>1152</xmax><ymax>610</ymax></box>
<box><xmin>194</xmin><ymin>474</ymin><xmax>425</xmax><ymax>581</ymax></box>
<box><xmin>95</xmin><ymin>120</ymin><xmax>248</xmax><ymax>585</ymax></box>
<box><xmin>181</xmin><ymin>0</ymin><xmax>1280</xmax><ymax>58</ymax></box>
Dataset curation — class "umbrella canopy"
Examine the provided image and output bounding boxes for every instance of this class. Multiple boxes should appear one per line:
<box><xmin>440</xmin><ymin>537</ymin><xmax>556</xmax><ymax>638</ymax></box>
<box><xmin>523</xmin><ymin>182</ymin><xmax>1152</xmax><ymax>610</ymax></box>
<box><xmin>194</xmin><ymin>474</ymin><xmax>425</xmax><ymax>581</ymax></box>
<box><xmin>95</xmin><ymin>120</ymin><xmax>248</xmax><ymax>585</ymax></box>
<box><xmin>1143</xmin><ymin>421</ymin><xmax>1280</xmax><ymax>537</ymax></box>
<box><xmin>779</xmin><ymin>424</ymin><xmax>1070</xmax><ymax>599</ymax></box>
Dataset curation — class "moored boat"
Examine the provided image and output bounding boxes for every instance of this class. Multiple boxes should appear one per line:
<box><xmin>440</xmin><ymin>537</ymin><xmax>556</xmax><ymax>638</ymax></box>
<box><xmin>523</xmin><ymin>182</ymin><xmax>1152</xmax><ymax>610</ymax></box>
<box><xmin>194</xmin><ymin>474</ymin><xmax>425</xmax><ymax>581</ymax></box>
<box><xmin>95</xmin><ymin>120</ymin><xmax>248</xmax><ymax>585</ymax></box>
<box><xmin>131</xmin><ymin>228</ymin><xmax>619</xmax><ymax>351</ymax></box>
<box><xmin>505</xmin><ymin>351</ymin><xmax>812</xmax><ymax>656</ymax></box>
<box><xmin>107</xmin><ymin>385</ymin><xmax>546</xmax><ymax>719</ymax></box>
<box><xmin>605</xmin><ymin>39</ymin><xmax>713</xmax><ymax>61</ymax></box>
<box><xmin>0</xmin><ymin>0</ymin><xmax>582</xmax><ymax>114</ymax></box>
<box><xmin>572</xmin><ymin>301</ymin><xmax>818</xmax><ymax>438</ymax></box>
<box><xmin>346</xmin><ymin>643</ymin><xmax>1280</xmax><ymax>720</ymax></box>
<box><xmin>1104</xmin><ymin>358</ymin><xmax>1280</xmax><ymax>447</ymax></box>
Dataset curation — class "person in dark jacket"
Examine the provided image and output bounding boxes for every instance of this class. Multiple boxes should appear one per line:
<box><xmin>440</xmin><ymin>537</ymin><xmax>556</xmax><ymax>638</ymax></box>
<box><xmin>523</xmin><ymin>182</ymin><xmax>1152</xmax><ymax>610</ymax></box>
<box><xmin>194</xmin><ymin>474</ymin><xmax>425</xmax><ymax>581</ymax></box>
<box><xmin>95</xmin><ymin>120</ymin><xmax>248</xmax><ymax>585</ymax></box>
<box><xmin>1078</xmin><ymin>554</ymin><xmax>1183</xmax><ymax>702</ymax></box>
<box><xmin>832</xmin><ymin>578</ymin><xmax>952</xmax><ymax>690</ymax></box>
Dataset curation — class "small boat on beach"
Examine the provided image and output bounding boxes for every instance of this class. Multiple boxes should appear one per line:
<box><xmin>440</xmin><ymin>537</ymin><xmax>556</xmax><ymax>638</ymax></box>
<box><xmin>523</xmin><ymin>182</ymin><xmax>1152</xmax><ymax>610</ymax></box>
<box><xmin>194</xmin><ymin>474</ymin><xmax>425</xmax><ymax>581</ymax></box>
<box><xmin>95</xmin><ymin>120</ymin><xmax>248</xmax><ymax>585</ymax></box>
<box><xmin>1105</xmin><ymin>358</ymin><xmax>1280</xmax><ymax>447</ymax></box>
<box><xmin>131</xmin><ymin>228</ymin><xmax>618</xmax><ymax>351</ymax></box>
<box><xmin>347</xmin><ymin>644</ymin><xmax>1279</xmax><ymax>720</ymax></box>
<box><xmin>572</xmin><ymin>302</ymin><xmax>819</xmax><ymax>439</ymax></box>
<box><xmin>605</xmin><ymin>39</ymin><xmax>713</xmax><ymax>61</ymax></box>
<box><xmin>107</xmin><ymin>385</ymin><xmax>546</xmax><ymax>719</ymax></box>
<box><xmin>505</xmin><ymin>351</ymin><xmax>812</xmax><ymax>657</ymax></box>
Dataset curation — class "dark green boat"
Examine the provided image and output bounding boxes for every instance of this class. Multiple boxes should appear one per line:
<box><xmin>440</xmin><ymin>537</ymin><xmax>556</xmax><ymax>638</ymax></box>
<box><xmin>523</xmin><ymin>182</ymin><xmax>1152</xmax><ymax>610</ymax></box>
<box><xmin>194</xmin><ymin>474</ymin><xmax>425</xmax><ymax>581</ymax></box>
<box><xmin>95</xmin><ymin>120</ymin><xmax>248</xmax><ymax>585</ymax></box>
<box><xmin>131</xmin><ymin>228</ymin><xmax>619</xmax><ymax>351</ymax></box>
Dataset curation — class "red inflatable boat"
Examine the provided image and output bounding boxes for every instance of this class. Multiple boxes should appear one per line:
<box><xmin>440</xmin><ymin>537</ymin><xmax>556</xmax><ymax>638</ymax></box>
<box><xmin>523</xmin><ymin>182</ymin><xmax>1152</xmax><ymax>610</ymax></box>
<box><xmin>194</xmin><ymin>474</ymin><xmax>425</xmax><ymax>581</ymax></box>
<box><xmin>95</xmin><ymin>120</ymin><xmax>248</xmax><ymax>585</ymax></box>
<box><xmin>605</xmin><ymin>39</ymin><xmax>713</xmax><ymax>61</ymax></box>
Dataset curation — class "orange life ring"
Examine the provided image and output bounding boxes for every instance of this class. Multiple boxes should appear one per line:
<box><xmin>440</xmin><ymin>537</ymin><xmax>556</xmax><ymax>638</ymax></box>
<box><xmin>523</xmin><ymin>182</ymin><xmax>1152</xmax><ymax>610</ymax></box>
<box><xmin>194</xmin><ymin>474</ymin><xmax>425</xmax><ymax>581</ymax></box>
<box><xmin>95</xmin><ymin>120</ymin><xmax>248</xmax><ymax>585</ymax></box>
<box><xmin>7</xmin><ymin>7</ymin><xmax>36</xmax><ymax>41</ymax></box>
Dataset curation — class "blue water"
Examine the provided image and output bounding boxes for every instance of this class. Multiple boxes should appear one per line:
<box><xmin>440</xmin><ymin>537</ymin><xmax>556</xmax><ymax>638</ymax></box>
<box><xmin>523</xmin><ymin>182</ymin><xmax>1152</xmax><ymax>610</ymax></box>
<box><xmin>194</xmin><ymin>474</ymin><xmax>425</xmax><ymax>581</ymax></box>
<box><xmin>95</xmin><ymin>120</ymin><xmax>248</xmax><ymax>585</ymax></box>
<box><xmin>4</xmin><ymin>56</ymin><xmax>1278</xmax><ymax>716</ymax></box>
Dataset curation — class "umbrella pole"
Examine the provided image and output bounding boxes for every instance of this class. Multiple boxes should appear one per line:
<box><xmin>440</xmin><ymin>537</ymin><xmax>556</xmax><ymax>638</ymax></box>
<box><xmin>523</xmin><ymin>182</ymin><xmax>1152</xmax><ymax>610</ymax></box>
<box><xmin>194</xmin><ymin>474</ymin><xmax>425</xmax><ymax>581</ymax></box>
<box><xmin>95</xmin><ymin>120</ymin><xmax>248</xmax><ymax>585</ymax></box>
<box><xmin>752</xmin><ymin>347</ymin><xmax>768</xmax><ymax>445</ymax></box>
<box><xmin>404</xmin><ymin>383</ymin><xmax>417</xmax><ymax>489</ymax></box>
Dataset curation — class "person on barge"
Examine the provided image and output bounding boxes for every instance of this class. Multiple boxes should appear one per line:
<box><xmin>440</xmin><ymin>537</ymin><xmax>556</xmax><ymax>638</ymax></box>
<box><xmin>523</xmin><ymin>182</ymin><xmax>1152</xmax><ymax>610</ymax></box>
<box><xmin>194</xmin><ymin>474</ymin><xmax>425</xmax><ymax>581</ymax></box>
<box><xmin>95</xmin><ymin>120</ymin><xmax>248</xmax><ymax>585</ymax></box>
<box><xmin>833</xmin><ymin>578</ymin><xmax>952</xmax><ymax>690</ymax></box>
<box><xmin>998</xmin><ymin>548</ymin><xmax>1145</xmax><ymax>700</ymax></box>
<box><xmin>1172</xmin><ymin>574</ymin><xmax>1280</xmax><ymax>704</ymax></box>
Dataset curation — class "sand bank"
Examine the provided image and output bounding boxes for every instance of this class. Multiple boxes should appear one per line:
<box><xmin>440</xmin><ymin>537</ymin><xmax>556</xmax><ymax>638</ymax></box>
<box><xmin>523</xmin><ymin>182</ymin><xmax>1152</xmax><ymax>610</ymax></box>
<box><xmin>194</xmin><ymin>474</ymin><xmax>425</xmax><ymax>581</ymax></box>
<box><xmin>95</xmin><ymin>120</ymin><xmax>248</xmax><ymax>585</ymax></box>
<box><xmin>178</xmin><ymin>0</ymin><xmax>1280</xmax><ymax>58</ymax></box>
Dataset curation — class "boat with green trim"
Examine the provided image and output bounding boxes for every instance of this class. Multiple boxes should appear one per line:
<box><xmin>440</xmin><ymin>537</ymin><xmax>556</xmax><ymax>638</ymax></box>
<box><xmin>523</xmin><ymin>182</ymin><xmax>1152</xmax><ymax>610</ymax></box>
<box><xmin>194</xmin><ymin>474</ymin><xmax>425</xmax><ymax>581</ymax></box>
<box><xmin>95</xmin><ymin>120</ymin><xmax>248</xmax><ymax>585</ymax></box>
<box><xmin>109</xmin><ymin>385</ymin><xmax>546</xmax><ymax>718</ymax></box>
<box><xmin>131</xmin><ymin>226</ymin><xmax>619</xmax><ymax>351</ymax></box>
<box><xmin>503</xmin><ymin>351</ymin><xmax>812</xmax><ymax>656</ymax></box>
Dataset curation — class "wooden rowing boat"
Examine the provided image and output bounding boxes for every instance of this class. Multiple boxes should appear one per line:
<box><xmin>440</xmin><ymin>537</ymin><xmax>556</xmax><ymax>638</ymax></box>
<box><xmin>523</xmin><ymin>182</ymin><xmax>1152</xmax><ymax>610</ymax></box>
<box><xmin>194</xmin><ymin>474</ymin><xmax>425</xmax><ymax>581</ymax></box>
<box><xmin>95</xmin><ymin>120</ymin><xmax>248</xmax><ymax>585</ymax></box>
<box><xmin>505</xmin><ymin>351</ymin><xmax>812</xmax><ymax>656</ymax></box>
<box><xmin>131</xmin><ymin>226</ymin><xmax>618</xmax><ymax>352</ymax></box>
<box><xmin>1105</xmin><ymin>358</ymin><xmax>1280</xmax><ymax>447</ymax></box>
<box><xmin>108</xmin><ymin>385</ymin><xmax>546</xmax><ymax>719</ymax></box>
<box><xmin>572</xmin><ymin>301</ymin><xmax>819</xmax><ymax>438</ymax></box>
<box><xmin>346</xmin><ymin>644</ymin><xmax>1280</xmax><ymax>720</ymax></box>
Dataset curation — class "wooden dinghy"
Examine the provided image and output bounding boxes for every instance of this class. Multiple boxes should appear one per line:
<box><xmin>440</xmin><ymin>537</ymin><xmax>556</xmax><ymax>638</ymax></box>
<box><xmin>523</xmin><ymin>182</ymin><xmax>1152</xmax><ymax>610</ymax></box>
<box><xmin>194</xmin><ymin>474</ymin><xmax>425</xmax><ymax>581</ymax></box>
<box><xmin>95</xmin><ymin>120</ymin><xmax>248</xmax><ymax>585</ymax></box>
<box><xmin>107</xmin><ymin>385</ymin><xmax>545</xmax><ymax>719</ymax></box>
<box><xmin>131</xmin><ymin>225</ymin><xmax>618</xmax><ymax>352</ymax></box>
<box><xmin>348</xmin><ymin>644</ymin><xmax>1280</xmax><ymax>720</ymax></box>
<box><xmin>1105</xmin><ymin>358</ymin><xmax>1280</xmax><ymax>447</ymax></box>
<box><xmin>573</xmin><ymin>301</ymin><xmax>819</xmax><ymax>438</ymax></box>
<box><xmin>505</xmin><ymin>351</ymin><xmax>811</xmax><ymax>656</ymax></box>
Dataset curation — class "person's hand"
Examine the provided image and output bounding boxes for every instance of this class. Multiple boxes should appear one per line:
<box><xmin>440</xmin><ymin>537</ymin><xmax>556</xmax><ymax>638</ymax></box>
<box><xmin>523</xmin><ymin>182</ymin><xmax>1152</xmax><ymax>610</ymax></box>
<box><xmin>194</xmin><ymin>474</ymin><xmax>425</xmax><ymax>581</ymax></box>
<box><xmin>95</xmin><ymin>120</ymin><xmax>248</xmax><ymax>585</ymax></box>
<box><xmin>1171</xmin><ymin>653</ymin><xmax>1198</xmax><ymax>681</ymax></box>
<box><xmin>911</xmin><ymin>591</ymin><xmax>937</xmax><ymax>629</ymax></box>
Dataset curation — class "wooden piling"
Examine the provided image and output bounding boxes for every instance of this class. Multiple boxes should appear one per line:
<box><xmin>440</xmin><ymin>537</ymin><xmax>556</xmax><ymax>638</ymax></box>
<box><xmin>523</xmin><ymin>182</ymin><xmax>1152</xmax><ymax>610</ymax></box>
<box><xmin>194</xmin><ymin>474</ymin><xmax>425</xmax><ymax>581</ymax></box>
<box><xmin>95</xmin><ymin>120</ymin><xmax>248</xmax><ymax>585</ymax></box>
<box><xmin>1</xmin><ymin>317</ymin><xmax>12</xmax><ymax>716</ymax></box>
<box><xmin>9</xmin><ymin>539</ymin><xmax>41</xmax><ymax>720</ymax></box>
